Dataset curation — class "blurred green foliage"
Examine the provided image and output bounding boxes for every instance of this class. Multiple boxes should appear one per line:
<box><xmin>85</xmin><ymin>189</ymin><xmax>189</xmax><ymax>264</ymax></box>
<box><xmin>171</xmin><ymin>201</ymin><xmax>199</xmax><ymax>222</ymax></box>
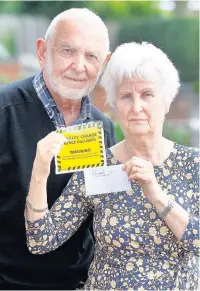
<box><xmin>163</xmin><ymin>123</ymin><xmax>190</xmax><ymax>146</ymax></box>
<box><xmin>114</xmin><ymin>122</ymin><xmax>125</xmax><ymax>142</ymax></box>
<box><xmin>114</xmin><ymin>121</ymin><xmax>191</xmax><ymax>146</ymax></box>
<box><xmin>193</xmin><ymin>80</ymin><xmax>199</xmax><ymax>94</ymax></box>
<box><xmin>87</xmin><ymin>1</ymin><xmax>161</xmax><ymax>20</ymax></box>
<box><xmin>0</xmin><ymin>0</ymin><xmax>162</xmax><ymax>19</ymax></box>
<box><xmin>1</xmin><ymin>31</ymin><xmax>16</xmax><ymax>55</ymax></box>
<box><xmin>0</xmin><ymin>1</ymin><xmax>21</xmax><ymax>13</ymax></box>
<box><xmin>117</xmin><ymin>17</ymin><xmax>199</xmax><ymax>83</ymax></box>
<box><xmin>17</xmin><ymin>1</ymin><xmax>87</xmax><ymax>18</ymax></box>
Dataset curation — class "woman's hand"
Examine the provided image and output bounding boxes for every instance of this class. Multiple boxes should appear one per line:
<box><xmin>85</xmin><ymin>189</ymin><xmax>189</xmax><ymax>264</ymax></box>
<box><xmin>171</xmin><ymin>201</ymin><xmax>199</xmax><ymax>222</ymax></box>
<box><xmin>26</xmin><ymin>131</ymin><xmax>65</xmax><ymax>221</ymax></box>
<box><xmin>33</xmin><ymin>131</ymin><xmax>66</xmax><ymax>178</ymax></box>
<box><xmin>122</xmin><ymin>156</ymin><xmax>162</xmax><ymax>203</ymax></box>
<box><xmin>122</xmin><ymin>156</ymin><xmax>192</xmax><ymax>242</ymax></box>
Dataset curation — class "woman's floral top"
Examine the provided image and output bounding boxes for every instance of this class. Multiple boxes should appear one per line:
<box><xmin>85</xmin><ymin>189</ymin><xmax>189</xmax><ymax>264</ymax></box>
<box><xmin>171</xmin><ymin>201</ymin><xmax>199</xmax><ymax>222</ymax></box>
<box><xmin>26</xmin><ymin>143</ymin><xmax>199</xmax><ymax>290</ymax></box>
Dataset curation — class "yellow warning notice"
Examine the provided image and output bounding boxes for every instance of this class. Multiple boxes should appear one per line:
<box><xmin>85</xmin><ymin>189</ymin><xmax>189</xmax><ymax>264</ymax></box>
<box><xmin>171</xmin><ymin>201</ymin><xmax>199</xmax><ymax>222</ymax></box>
<box><xmin>55</xmin><ymin>121</ymin><xmax>106</xmax><ymax>174</ymax></box>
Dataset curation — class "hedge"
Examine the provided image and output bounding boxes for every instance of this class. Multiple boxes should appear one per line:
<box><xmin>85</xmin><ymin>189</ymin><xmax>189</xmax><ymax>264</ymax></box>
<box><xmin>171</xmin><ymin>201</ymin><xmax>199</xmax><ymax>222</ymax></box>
<box><xmin>117</xmin><ymin>17</ymin><xmax>199</xmax><ymax>82</ymax></box>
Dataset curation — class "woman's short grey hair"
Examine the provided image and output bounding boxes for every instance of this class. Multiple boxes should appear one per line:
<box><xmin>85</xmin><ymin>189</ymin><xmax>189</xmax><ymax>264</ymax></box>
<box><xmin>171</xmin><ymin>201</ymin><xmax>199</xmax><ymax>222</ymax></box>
<box><xmin>45</xmin><ymin>8</ymin><xmax>110</xmax><ymax>54</ymax></box>
<box><xmin>101</xmin><ymin>42</ymin><xmax>180</xmax><ymax>111</ymax></box>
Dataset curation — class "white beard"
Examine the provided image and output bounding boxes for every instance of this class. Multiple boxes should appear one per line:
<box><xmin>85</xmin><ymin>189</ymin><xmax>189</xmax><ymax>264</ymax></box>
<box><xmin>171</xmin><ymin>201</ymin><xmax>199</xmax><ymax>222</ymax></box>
<box><xmin>50</xmin><ymin>76</ymin><xmax>97</xmax><ymax>100</ymax></box>
<box><xmin>45</xmin><ymin>54</ymin><xmax>100</xmax><ymax>100</ymax></box>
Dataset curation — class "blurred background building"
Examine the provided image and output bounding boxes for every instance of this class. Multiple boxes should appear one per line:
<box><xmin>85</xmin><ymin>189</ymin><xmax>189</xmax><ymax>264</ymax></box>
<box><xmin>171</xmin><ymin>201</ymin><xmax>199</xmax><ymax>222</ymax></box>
<box><xmin>0</xmin><ymin>0</ymin><xmax>199</xmax><ymax>147</ymax></box>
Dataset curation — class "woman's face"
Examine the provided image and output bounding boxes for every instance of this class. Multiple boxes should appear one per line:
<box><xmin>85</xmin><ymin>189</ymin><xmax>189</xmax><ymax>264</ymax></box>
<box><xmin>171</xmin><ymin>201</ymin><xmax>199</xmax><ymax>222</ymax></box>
<box><xmin>115</xmin><ymin>78</ymin><xmax>166</xmax><ymax>138</ymax></box>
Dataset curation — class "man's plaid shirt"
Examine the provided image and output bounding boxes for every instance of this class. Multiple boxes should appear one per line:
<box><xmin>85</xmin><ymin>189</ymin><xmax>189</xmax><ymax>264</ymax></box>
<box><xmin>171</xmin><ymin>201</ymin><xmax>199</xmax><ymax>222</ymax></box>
<box><xmin>33</xmin><ymin>71</ymin><xmax>91</xmax><ymax>128</ymax></box>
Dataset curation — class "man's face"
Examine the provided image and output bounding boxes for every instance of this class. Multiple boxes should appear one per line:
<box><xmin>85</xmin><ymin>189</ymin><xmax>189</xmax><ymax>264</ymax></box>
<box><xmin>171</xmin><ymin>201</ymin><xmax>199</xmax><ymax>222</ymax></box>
<box><xmin>44</xmin><ymin>20</ymin><xmax>107</xmax><ymax>100</ymax></box>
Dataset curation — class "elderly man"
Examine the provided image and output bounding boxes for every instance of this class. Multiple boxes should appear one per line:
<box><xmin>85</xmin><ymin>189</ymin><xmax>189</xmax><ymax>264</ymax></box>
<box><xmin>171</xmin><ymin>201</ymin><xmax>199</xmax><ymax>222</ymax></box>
<box><xmin>0</xmin><ymin>8</ymin><xmax>115</xmax><ymax>290</ymax></box>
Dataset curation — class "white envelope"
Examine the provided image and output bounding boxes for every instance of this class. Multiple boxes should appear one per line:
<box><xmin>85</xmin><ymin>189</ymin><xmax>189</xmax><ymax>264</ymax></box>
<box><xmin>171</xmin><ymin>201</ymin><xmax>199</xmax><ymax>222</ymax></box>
<box><xmin>84</xmin><ymin>164</ymin><xmax>132</xmax><ymax>196</ymax></box>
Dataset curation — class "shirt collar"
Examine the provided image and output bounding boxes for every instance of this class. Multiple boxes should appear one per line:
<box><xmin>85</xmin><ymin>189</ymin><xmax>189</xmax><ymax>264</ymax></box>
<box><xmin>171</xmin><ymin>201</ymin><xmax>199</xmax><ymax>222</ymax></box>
<box><xmin>33</xmin><ymin>71</ymin><xmax>91</xmax><ymax>124</ymax></box>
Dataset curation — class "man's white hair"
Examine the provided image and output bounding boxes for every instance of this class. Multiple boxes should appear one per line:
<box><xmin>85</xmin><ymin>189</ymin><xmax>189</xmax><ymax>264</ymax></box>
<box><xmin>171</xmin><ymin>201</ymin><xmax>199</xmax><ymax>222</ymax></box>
<box><xmin>45</xmin><ymin>8</ymin><xmax>110</xmax><ymax>54</ymax></box>
<box><xmin>101</xmin><ymin>42</ymin><xmax>180</xmax><ymax>111</ymax></box>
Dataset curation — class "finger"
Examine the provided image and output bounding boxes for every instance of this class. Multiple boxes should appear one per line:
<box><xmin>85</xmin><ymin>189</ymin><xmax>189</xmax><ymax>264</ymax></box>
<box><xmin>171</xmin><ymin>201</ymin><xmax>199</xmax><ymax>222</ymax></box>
<box><xmin>125</xmin><ymin>163</ymin><xmax>134</xmax><ymax>176</ymax></box>
<box><xmin>38</xmin><ymin>132</ymin><xmax>63</xmax><ymax>149</ymax></box>
<box><xmin>58</xmin><ymin>133</ymin><xmax>68</xmax><ymax>143</ymax></box>
<box><xmin>122</xmin><ymin>159</ymin><xmax>133</xmax><ymax>171</ymax></box>
<box><xmin>52</xmin><ymin>143</ymin><xmax>63</xmax><ymax>155</ymax></box>
<box><xmin>126</xmin><ymin>166</ymin><xmax>139</xmax><ymax>180</ymax></box>
<box><xmin>131</xmin><ymin>167</ymin><xmax>146</xmax><ymax>175</ymax></box>
<box><xmin>122</xmin><ymin>165</ymin><xmax>127</xmax><ymax>172</ymax></box>
<box><xmin>123</xmin><ymin>157</ymin><xmax>143</xmax><ymax>171</ymax></box>
<box><xmin>129</xmin><ymin>172</ymin><xmax>150</xmax><ymax>183</ymax></box>
<box><xmin>131</xmin><ymin>156</ymin><xmax>153</xmax><ymax>169</ymax></box>
<box><xmin>124</xmin><ymin>157</ymin><xmax>143</xmax><ymax>174</ymax></box>
<box><xmin>128</xmin><ymin>167</ymin><xmax>149</xmax><ymax>179</ymax></box>
<box><xmin>51</xmin><ymin>147</ymin><xmax>62</xmax><ymax>156</ymax></box>
<box><xmin>132</xmin><ymin>166</ymin><xmax>138</xmax><ymax>174</ymax></box>
<box><xmin>128</xmin><ymin>165</ymin><xmax>138</xmax><ymax>176</ymax></box>
<box><xmin>50</xmin><ymin>132</ymin><xmax>67</xmax><ymax>145</ymax></box>
<box><xmin>131</xmin><ymin>158</ymin><xmax>147</xmax><ymax>169</ymax></box>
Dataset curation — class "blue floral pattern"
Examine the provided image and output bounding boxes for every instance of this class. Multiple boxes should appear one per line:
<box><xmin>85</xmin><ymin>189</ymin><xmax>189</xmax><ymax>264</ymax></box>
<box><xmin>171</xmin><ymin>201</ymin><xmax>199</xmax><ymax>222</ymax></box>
<box><xmin>26</xmin><ymin>143</ymin><xmax>199</xmax><ymax>290</ymax></box>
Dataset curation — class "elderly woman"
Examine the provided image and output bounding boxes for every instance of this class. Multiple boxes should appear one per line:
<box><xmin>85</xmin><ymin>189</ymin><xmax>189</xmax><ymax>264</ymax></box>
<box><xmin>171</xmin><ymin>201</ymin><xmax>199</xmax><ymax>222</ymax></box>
<box><xmin>25</xmin><ymin>42</ymin><xmax>199</xmax><ymax>290</ymax></box>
